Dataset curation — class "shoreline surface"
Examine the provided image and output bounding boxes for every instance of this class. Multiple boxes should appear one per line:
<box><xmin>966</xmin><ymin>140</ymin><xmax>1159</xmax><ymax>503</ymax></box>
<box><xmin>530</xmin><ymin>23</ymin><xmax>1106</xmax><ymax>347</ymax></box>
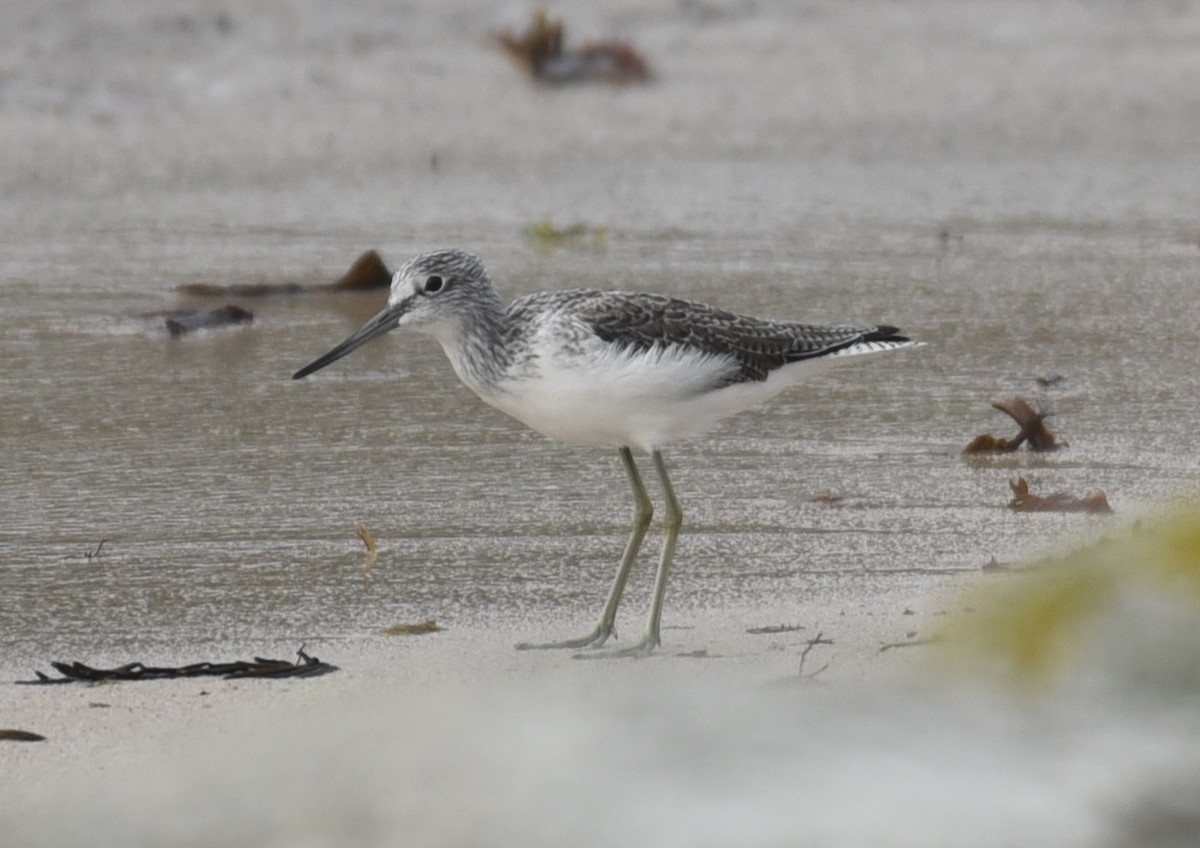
<box><xmin>5</xmin><ymin>2</ymin><xmax>1200</xmax><ymax>843</ymax></box>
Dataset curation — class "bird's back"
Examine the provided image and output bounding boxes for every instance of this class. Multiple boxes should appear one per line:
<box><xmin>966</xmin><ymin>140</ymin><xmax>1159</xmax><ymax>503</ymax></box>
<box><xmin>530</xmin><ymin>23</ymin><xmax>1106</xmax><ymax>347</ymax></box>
<box><xmin>508</xmin><ymin>289</ymin><xmax>912</xmax><ymax>385</ymax></box>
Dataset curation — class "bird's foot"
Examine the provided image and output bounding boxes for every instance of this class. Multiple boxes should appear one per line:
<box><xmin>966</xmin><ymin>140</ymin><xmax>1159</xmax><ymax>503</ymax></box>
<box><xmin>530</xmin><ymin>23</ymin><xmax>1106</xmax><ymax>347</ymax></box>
<box><xmin>515</xmin><ymin>623</ymin><xmax>615</xmax><ymax>651</ymax></box>
<box><xmin>572</xmin><ymin>632</ymin><xmax>660</xmax><ymax>660</ymax></box>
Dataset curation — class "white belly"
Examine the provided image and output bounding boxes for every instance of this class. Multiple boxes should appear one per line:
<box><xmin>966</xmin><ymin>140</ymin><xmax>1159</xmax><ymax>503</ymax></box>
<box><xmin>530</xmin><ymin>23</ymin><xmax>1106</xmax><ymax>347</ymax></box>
<box><xmin>474</xmin><ymin>340</ymin><xmax>809</xmax><ymax>452</ymax></box>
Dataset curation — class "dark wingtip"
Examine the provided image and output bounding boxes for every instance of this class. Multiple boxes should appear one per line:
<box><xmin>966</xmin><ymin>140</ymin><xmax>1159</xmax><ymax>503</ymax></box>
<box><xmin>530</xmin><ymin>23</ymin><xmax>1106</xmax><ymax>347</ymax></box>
<box><xmin>869</xmin><ymin>325</ymin><xmax>910</xmax><ymax>343</ymax></box>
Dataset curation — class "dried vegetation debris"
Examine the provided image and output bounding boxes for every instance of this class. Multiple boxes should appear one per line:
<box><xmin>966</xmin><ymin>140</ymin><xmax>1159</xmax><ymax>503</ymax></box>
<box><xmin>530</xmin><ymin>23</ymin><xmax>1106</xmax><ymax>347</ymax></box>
<box><xmin>355</xmin><ymin>521</ymin><xmax>378</xmax><ymax>552</ymax></box>
<box><xmin>495</xmin><ymin>10</ymin><xmax>651</xmax><ymax>84</ymax></box>
<box><xmin>964</xmin><ymin>396</ymin><xmax>1063</xmax><ymax>454</ymax></box>
<box><xmin>162</xmin><ymin>304</ymin><xmax>254</xmax><ymax>335</ymax></box>
<box><xmin>527</xmin><ymin>221</ymin><xmax>608</xmax><ymax>251</ymax></box>
<box><xmin>746</xmin><ymin>623</ymin><xmax>806</xmax><ymax>635</ymax></box>
<box><xmin>137</xmin><ymin>305</ymin><xmax>254</xmax><ymax>335</ymax></box>
<box><xmin>1035</xmin><ymin>374</ymin><xmax>1068</xmax><ymax>389</ymax></box>
<box><xmin>17</xmin><ymin>648</ymin><xmax>337</xmax><ymax>684</ymax></box>
<box><xmin>0</xmin><ymin>729</ymin><xmax>46</xmax><ymax>742</ymax></box>
<box><xmin>140</xmin><ymin>249</ymin><xmax>392</xmax><ymax>336</ymax></box>
<box><xmin>177</xmin><ymin>249</ymin><xmax>392</xmax><ymax>298</ymax></box>
<box><xmin>379</xmin><ymin>619</ymin><xmax>442</xmax><ymax>636</ymax></box>
<box><xmin>982</xmin><ymin>556</ymin><xmax>1013</xmax><ymax>573</ymax></box>
<box><xmin>1008</xmin><ymin>476</ymin><xmax>1113</xmax><ymax>514</ymax></box>
<box><xmin>958</xmin><ymin>393</ymin><xmax>1113</xmax><ymax>514</ymax></box>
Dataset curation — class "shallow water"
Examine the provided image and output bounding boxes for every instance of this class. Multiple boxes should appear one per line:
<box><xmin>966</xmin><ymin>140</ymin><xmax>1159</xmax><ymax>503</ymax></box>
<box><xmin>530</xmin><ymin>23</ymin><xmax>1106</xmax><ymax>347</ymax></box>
<box><xmin>3</xmin><ymin>0</ymin><xmax>1200</xmax><ymax>668</ymax></box>
<box><xmin>5</xmin><ymin>3</ymin><xmax>1200</xmax><ymax>845</ymax></box>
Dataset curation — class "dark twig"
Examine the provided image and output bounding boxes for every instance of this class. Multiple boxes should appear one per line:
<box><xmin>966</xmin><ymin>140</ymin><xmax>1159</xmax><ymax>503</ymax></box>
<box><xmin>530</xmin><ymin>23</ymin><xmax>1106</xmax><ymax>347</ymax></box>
<box><xmin>746</xmin><ymin>623</ymin><xmax>805</xmax><ymax>635</ymax></box>
<box><xmin>63</xmin><ymin>539</ymin><xmax>111</xmax><ymax>561</ymax></box>
<box><xmin>16</xmin><ymin>647</ymin><xmax>337</xmax><ymax>684</ymax></box>
<box><xmin>879</xmin><ymin>636</ymin><xmax>939</xmax><ymax>653</ymax></box>
<box><xmin>797</xmin><ymin>631</ymin><xmax>833</xmax><ymax>680</ymax></box>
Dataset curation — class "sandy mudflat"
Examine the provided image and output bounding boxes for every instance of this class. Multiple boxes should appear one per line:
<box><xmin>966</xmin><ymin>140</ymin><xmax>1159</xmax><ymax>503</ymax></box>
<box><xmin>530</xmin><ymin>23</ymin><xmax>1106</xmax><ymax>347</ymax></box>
<box><xmin>5</xmin><ymin>0</ymin><xmax>1200</xmax><ymax>843</ymax></box>
<box><xmin>0</xmin><ymin>589</ymin><xmax>958</xmax><ymax>808</ymax></box>
<box><xmin>5</xmin><ymin>573</ymin><xmax>1200</xmax><ymax>848</ymax></box>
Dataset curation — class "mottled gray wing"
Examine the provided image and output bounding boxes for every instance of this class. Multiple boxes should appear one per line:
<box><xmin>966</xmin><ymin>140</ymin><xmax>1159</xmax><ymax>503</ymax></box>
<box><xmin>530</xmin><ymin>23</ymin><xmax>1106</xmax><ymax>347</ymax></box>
<box><xmin>572</xmin><ymin>291</ymin><xmax>905</xmax><ymax>383</ymax></box>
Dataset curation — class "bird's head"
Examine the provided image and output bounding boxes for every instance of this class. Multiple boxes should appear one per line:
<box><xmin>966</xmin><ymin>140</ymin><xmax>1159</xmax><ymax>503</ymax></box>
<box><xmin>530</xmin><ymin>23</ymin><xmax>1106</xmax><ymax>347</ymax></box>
<box><xmin>292</xmin><ymin>248</ymin><xmax>494</xmax><ymax>380</ymax></box>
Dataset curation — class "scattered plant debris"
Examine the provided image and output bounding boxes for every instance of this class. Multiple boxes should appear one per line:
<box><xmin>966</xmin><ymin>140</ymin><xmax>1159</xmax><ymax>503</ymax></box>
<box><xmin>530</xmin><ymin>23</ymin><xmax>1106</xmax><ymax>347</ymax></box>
<box><xmin>879</xmin><ymin>636</ymin><xmax>938</xmax><ymax>653</ymax></box>
<box><xmin>796</xmin><ymin>631</ymin><xmax>833</xmax><ymax>680</ymax></box>
<box><xmin>963</xmin><ymin>396</ymin><xmax>1063</xmax><ymax>453</ymax></box>
<box><xmin>746</xmin><ymin>623</ymin><xmax>805</xmax><ymax>635</ymax></box>
<box><xmin>807</xmin><ymin>492</ymin><xmax>844</xmax><ymax>505</ymax></box>
<box><xmin>17</xmin><ymin>648</ymin><xmax>336</xmax><ymax>684</ymax></box>
<box><xmin>1008</xmin><ymin>476</ymin><xmax>1113</xmax><ymax>514</ymax></box>
<box><xmin>379</xmin><ymin>619</ymin><xmax>442</xmax><ymax>636</ymax></box>
<box><xmin>962</xmin><ymin>434</ymin><xmax>1004</xmax><ymax>452</ymax></box>
<box><xmin>982</xmin><ymin>556</ymin><xmax>1014</xmax><ymax>573</ymax></box>
<box><xmin>177</xmin><ymin>249</ymin><xmax>392</xmax><ymax>297</ymax></box>
<box><xmin>1035</xmin><ymin>374</ymin><xmax>1068</xmax><ymax>389</ymax></box>
<box><xmin>937</xmin><ymin>228</ymin><xmax>964</xmax><ymax>247</ymax></box>
<box><xmin>355</xmin><ymin>522</ymin><xmax>377</xmax><ymax>552</ymax></box>
<box><xmin>528</xmin><ymin>221</ymin><xmax>607</xmax><ymax>251</ymax></box>
<box><xmin>63</xmin><ymin>539</ymin><xmax>111</xmax><ymax>561</ymax></box>
<box><xmin>328</xmin><ymin>249</ymin><xmax>392</xmax><ymax>291</ymax></box>
<box><xmin>177</xmin><ymin>281</ymin><xmax>303</xmax><ymax>297</ymax></box>
<box><xmin>157</xmin><ymin>304</ymin><xmax>254</xmax><ymax>336</ymax></box>
<box><xmin>495</xmin><ymin>10</ymin><xmax>651</xmax><ymax>84</ymax></box>
<box><xmin>0</xmin><ymin>729</ymin><xmax>45</xmax><ymax>742</ymax></box>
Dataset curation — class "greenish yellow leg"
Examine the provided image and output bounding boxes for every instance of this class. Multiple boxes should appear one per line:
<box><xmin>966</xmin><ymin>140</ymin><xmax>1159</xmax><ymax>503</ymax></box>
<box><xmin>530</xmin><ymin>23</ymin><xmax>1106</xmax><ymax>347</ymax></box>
<box><xmin>515</xmin><ymin>447</ymin><xmax>652</xmax><ymax>651</ymax></box>
<box><xmin>577</xmin><ymin>449</ymin><xmax>682</xmax><ymax>659</ymax></box>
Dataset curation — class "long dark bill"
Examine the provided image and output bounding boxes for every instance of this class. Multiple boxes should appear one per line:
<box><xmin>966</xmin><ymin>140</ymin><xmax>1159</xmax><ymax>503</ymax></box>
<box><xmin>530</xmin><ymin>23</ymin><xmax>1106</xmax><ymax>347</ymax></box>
<box><xmin>292</xmin><ymin>305</ymin><xmax>403</xmax><ymax>379</ymax></box>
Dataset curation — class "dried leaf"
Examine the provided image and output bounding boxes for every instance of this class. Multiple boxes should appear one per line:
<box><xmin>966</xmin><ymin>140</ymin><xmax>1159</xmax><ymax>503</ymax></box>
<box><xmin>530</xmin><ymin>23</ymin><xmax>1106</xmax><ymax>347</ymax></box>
<box><xmin>990</xmin><ymin>396</ymin><xmax>1060</xmax><ymax>450</ymax></box>
<box><xmin>328</xmin><ymin>250</ymin><xmax>391</xmax><ymax>291</ymax></box>
<box><xmin>1008</xmin><ymin>476</ymin><xmax>1113</xmax><ymax>514</ymax></box>
<box><xmin>355</xmin><ymin>521</ymin><xmax>377</xmax><ymax>552</ymax></box>
<box><xmin>495</xmin><ymin>11</ymin><xmax>651</xmax><ymax>84</ymax></box>
<box><xmin>177</xmin><ymin>249</ymin><xmax>390</xmax><ymax>297</ymax></box>
<box><xmin>963</xmin><ymin>433</ymin><xmax>1011</xmax><ymax>454</ymax></box>
<box><xmin>0</xmin><ymin>729</ymin><xmax>45</xmax><ymax>742</ymax></box>
<box><xmin>380</xmin><ymin>619</ymin><xmax>442</xmax><ymax>636</ymax></box>
<box><xmin>964</xmin><ymin>396</ymin><xmax>1064</xmax><ymax>453</ymax></box>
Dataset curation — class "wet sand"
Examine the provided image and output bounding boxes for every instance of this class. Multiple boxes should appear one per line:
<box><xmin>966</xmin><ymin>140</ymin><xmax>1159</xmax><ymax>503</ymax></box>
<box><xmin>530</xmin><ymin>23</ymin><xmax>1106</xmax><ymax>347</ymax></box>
<box><xmin>4</xmin><ymin>1</ymin><xmax>1200</xmax><ymax>844</ymax></box>
<box><xmin>0</xmin><ymin>593</ymin><xmax>951</xmax><ymax>800</ymax></box>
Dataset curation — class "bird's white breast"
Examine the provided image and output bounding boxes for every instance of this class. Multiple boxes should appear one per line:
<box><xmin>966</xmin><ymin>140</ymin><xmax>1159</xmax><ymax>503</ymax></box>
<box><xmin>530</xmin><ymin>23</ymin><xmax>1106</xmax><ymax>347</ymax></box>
<box><xmin>463</xmin><ymin>330</ymin><xmax>790</xmax><ymax>451</ymax></box>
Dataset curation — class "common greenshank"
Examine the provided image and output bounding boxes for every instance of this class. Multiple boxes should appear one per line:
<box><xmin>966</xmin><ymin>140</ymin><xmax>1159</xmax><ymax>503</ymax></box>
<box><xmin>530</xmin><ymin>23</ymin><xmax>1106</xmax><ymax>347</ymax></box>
<box><xmin>293</xmin><ymin>248</ymin><xmax>919</xmax><ymax>656</ymax></box>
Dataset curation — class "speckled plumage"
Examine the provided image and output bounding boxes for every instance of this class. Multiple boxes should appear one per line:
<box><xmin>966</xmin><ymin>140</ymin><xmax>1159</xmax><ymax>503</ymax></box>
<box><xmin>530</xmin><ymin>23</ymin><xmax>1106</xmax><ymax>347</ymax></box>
<box><xmin>512</xmin><ymin>288</ymin><xmax>908</xmax><ymax>384</ymax></box>
<box><xmin>294</xmin><ymin>248</ymin><xmax>921</xmax><ymax>655</ymax></box>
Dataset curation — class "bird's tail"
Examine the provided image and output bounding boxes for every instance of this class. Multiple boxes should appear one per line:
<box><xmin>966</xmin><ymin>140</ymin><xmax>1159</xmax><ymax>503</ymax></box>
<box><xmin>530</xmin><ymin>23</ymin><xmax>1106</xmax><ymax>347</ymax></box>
<box><xmin>828</xmin><ymin>326</ymin><xmax>921</xmax><ymax>358</ymax></box>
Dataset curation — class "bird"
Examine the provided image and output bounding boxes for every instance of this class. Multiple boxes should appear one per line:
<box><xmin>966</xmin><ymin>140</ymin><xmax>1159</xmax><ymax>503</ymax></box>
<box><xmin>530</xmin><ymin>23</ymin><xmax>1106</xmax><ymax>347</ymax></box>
<box><xmin>293</xmin><ymin>248</ymin><xmax>920</xmax><ymax>656</ymax></box>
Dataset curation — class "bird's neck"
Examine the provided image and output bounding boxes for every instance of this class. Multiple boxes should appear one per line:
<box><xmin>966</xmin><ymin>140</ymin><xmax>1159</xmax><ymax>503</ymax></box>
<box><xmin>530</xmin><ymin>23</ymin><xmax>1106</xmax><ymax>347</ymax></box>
<box><xmin>435</xmin><ymin>292</ymin><xmax>515</xmax><ymax>395</ymax></box>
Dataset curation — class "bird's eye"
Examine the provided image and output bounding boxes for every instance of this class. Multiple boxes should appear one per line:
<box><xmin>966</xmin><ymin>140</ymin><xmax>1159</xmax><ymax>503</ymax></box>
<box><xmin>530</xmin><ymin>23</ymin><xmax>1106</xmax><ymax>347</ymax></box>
<box><xmin>424</xmin><ymin>274</ymin><xmax>444</xmax><ymax>294</ymax></box>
